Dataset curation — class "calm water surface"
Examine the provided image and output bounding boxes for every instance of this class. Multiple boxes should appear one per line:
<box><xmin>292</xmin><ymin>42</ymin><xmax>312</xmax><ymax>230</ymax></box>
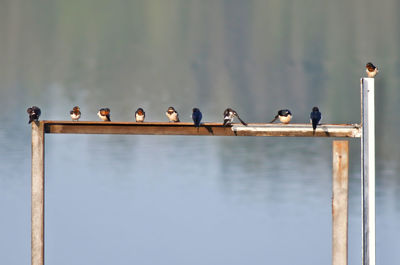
<box><xmin>1</xmin><ymin>1</ymin><xmax>400</xmax><ymax>264</ymax></box>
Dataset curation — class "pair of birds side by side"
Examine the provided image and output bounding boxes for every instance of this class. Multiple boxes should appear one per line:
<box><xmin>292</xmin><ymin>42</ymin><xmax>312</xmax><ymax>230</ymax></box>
<box><xmin>165</xmin><ymin>106</ymin><xmax>201</xmax><ymax>127</ymax></box>
<box><xmin>78</xmin><ymin>107</ymin><xmax>143</xmax><ymax>122</ymax></box>
<box><xmin>75</xmin><ymin>107</ymin><xmax>144</xmax><ymax>122</ymax></box>
<box><xmin>270</xmin><ymin>107</ymin><xmax>321</xmax><ymax>135</ymax></box>
<box><xmin>98</xmin><ymin>107</ymin><xmax>146</xmax><ymax>122</ymax></box>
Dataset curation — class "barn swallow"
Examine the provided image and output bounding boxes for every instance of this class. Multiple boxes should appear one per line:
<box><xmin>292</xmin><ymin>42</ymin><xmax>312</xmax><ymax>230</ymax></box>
<box><xmin>223</xmin><ymin>108</ymin><xmax>247</xmax><ymax>126</ymax></box>
<box><xmin>192</xmin><ymin>108</ymin><xmax>202</xmax><ymax>128</ymax></box>
<box><xmin>270</xmin><ymin>109</ymin><xmax>292</xmax><ymax>124</ymax></box>
<box><xmin>135</xmin><ymin>108</ymin><xmax>145</xmax><ymax>122</ymax></box>
<box><xmin>70</xmin><ymin>106</ymin><xmax>81</xmax><ymax>121</ymax></box>
<box><xmin>27</xmin><ymin>106</ymin><xmax>41</xmax><ymax>124</ymax></box>
<box><xmin>166</xmin><ymin>107</ymin><xmax>180</xmax><ymax>122</ymax></box>
<box><xmin>97</xmin><ymin>108</ymin><xmax>111</xmax><ymax>121</ymax></box>
<box><xmin>366</xmin><ymin>62</ymin><xmax>378</xmax><ymax>78</ymax></box>
<box><xmin>310</xmin><ymin>106</ymin><xmax>322</xmax><ymax>135</ymax></box>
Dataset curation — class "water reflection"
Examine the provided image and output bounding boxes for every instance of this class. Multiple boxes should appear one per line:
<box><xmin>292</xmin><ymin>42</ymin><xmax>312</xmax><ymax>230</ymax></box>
<box><xmin>44</xmin><ymin>136</ymin><xmax>334</xmax><ymax>265</ymax></box>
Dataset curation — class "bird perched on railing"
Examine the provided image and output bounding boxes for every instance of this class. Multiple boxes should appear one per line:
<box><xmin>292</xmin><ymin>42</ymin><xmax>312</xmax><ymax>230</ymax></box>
<box><xmin>310</xmin><ymin>106</ymin><xmax>322</xmax><ymax>135</ymax></box>
<box><xmin>135</xmin><ymin>108</ymin><xmax>145</xmax><ymax>122</ymax></box>
<box><xmin>27</xmin><ymin>106</ymin><xmax>41</xmax><ymax>124</ymax></box>
<box><xmin>70</xmin><ymin>106</ymin><xmax>81</xmax><ymax>121</ymax></box>
<box><xmin>223</xmin><ymin>108</ymin><xmax>247</xmax><ymax>126</ymax></box>
<box><xmin>166</xmin><ymin>106</ymin><xmax>180</xmax><ymax>122</ymax></box>
<box><xmin>97</xmin><ymin>108</ymin><xmax>111</xmax><ymax>121</ymax></box>
<box><xmin>366</xmin><ymin>62</ymin><xmax>379</xmax><ymax>78</ymax></box>
<box><xmin>270</xmin><ymin>109</ymin><xmax>292</xmax><ymax>124</ymax></box>
<box><xmin>192</xmin><ymin>108</ymin><xmax>202</xmax><ymax>128</ymax></box>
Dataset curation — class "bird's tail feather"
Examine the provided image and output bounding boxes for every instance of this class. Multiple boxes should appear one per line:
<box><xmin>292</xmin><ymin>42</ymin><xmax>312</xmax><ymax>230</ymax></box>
<box><xmin>312</xmin><ymin>122</ymin><xmax>317</xmax><ymax>135</ymax></box>
<box><xmin>270</xmin><ymin>115</ymin><xmax>279</xmax><ymax>123</ymax></box>
<box><xmin>236</xmin><ymin>115</ymin><xmax>247</xmax><ymax>126</ymax></box>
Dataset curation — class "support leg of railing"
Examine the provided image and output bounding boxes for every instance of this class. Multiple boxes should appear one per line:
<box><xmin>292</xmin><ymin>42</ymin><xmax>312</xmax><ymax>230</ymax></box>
<box><xmin>361</xmin><ymin>78</ymin><xmax>376</xmax><ymax>265</ymax></box>
<box><xmin>32</xmin><ymin>121</ymin><xmax>45</xmax><ymax>265</ymax></box>
<box><xmin>332</xmin><ymin>140</ymin><xmax>349</xmax><ymax>265</ymax></box>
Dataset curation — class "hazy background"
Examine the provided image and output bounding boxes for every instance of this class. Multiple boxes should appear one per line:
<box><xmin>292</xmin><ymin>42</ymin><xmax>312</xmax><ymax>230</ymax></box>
<box><xmin>1</xmin><ymin>0</ymin><xmax>399</xmax><ymax>264</ymax></box>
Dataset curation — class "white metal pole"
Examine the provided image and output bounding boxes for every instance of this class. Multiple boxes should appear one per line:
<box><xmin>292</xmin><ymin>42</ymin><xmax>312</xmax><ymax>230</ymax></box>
<box><xmin>361</xmin><ymin>78</ymin><xmax>376</xmax><ymax>265</ymax></box>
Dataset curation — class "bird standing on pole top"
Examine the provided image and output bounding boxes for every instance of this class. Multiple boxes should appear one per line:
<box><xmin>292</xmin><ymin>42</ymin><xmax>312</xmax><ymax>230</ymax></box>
<box><xmin>310</xmin><ymin>107</ymin><xmax>322</xmax><ymax>135</ymax></box>
<box><xmin>366</xmin><ymin>62</ymin><xmax>378</xmax><ymax>78</ymax></box>
<box><xmin>27</xmin><ymin>106</ymin><xmax>41</xmax><ymax>124</ymax></box>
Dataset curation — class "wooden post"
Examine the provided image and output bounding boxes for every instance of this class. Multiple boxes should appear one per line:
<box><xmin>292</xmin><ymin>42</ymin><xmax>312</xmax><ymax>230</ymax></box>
<box><xmin>361</xmin><ymin>78</ymin><xmax>376</xmax><ymax>265</ymax></box>
<box><xmin>332</xmin><ymin>140</ymin><xmax>349</xmax><ymax>265</ymax></box>
<box><xmin>32</xmin><ymin>121</ymin><xmax>45</xmax><ymax>265</ymax></box>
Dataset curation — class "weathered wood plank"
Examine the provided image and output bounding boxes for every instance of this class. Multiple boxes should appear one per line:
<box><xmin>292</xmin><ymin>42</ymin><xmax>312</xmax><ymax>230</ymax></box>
<box><xmin>31</xmin><ymin>121</ymin><xmax>45</xmax><ymax>265</ymax></box>
<box><xmin>233</xmin><ymin>124</ymin><xmax>360</xmax><ymax>137</ymax></box>
<box><xmin>332</xmin><ymin>140</ymin><xmax>349</xmax><ymax>265</ymax></box>
<box><xmin>41</xmin><ymin>121</ymin><xmax>361</xmax><ymax>137</ymax></box>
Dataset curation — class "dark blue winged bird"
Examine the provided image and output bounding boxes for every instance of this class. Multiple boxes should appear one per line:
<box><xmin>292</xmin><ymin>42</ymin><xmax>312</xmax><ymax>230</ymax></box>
<box><xmin>192</xmin><ymin>108</ymin><xmax>202</xmax><ymax>128</ymax></box>
<box><xmin>310</xmin><ymin>106</ymin><xmax>322</xmax><ymax>135</ymax></box>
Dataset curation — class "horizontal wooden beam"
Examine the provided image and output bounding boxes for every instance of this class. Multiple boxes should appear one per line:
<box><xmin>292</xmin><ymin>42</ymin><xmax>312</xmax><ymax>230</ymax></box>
<box><xmin>42</xmin><ymin>121</ymin><xmax>361</xmax><ymax>137</ymax></box>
